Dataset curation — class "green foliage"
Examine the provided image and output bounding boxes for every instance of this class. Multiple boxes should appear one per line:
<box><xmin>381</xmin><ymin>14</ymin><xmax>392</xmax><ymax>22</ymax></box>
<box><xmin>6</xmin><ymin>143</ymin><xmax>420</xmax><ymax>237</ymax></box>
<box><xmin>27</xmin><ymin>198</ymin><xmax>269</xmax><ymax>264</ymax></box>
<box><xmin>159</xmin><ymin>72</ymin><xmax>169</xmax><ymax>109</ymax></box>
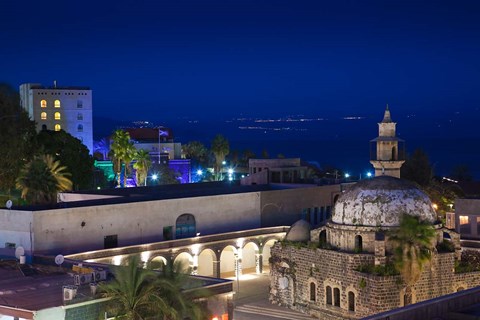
<box><xmin>37</xmin><ymin>130</ymin><xmax>94</xmax><ymax>190</ymax></box>
<box><xmin>0</xmin><ymin>84</ymin><xmax>37</xmax><ymax>193</ymax></box>
<box><xmin>157</xmin><ymin>165</ymin><xmax>181</xmax><ymax>185</ymax></box>
<box><xmin>455</xmin><ymin>250</ymin><xmax>480</xmax><ymax>274</ymax></box>
<box><xmin>359</xmin><ymin>278</ymin><xmax>367</xmax><ymax>289</ymax></box>
<box><xmin>16</xmin><ymin>154</ymin><xmax>72</xmax><ymax>205</ymax></box>
<box><xmin>133</xmin><ymin>149</ymin><xmax>151</xmax><ymax>186</ymax></box>
<box><xmin>436</xmin><ymin>240</ymin><xmax>455</xmax><ymax>253</ymax></box>
<box><xmin>401</xmin><ymin>148</ymin><xmax>433</xmax><ymax>187</ymax></box>
<box><xmin>100</xmin><ymin>256</ymin><xmax>209</xmax><ymax>320</ymax></box>
<box><xmin>110</xmin><ymin>130</ymin><xmax>136</xmax><ymax>187</ymax></box>
<box><xmin>389</xmin><ymin>214</ymin><xmax>436</xmax><ymax>285</ymax></box>
<box><xmin>355</xmin><ymin>263</ymin><xmax>399</xmax><ymax>276</ymax></box>
<box><xmin>211</xmin><ymin>134</ymin><xmax>229</xmax><ymax>180</ymax></box>
<box><xmin>182</xmin><ymin>141</ymin><xmax>209</xmax><ymax>167</ymax></box>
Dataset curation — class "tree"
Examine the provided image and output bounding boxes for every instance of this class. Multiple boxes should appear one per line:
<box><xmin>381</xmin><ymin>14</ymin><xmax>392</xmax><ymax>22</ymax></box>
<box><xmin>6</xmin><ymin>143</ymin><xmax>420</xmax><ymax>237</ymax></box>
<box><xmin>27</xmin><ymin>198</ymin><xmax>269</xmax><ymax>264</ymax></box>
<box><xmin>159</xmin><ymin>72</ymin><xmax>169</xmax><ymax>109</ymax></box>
<box><xmin>133</xmin><ymin>149</ymin><xmax>152</xmax><ymax>186</ymax></box>
<box><xmin>110</xmin><ymin>130</ymin><xmax>134</xmax><ymax>187</ymax></box>
<box><xmin>182</xmin><ymin>141</ymin><xmax>208</xmax><ymax>167</ymax></box>
<box><xmin>100</xmin><ymin>256</ymin><xmax>176</xmax><ymax>320</ymax></box>
<box><xmin>93</xmin><ymin>137</ymin><xmax>110</xmax><ymax>160</ymax></box>
<box><xmin>211</xmin><ymin>134</ymin><xmax>229</xmax><ymax>181</ymax></box>
<box><xmin>389</xmin><ymin>214</ymin><xmax>436</xmax><ymax>287</ymax></box>
<box><xmin>158</xmin><ymin>166</ymin><xmax>180</xmax><ymax>185</ymax></box>
<box><xmin>152</xmin><ymin>259</ymin><xmax>210</xmax><ymax>320</ymax></box>
<box><xmin>16</xmin><ymin>154</ymin><xmax>72</xmax><ymax>205</ymax></box>
<box><xmin>401</xmin><ymin>149</ymin><xmax>433</xmax><ymax>187</ymax></box>
<box><xmin>0</xmin><ymin>84</ymin><xmax>37</xmax><ymax>194</ymax></box>
<box><xmin>37</xmin><ymin>130</ymin><xmax>94</xmax><ymax>190</ymax></box>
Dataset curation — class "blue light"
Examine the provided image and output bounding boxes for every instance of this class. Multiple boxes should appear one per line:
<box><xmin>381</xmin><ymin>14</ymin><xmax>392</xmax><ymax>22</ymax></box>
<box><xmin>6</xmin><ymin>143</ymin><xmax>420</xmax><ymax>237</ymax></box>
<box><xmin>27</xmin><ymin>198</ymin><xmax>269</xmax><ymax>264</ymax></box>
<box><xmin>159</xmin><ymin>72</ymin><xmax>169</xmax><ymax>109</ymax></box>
<box><xmin>366</xmin><ymin>172</ymin><xmax>372</xmax><ymax>178</ymax></box>
<box><xmin>196</xmin><ymin>169</ymin><xmax>203</xmax><ymax>175</ymax></box>
<box><xmin>345</xmin><ymin>173</ymin><xmax>350</xmax><ymax>178</ymax></box>
<box><xmin>152</xmin><ymin>174</ymin><xmax>158</xmax><ymax>180</ymax></box>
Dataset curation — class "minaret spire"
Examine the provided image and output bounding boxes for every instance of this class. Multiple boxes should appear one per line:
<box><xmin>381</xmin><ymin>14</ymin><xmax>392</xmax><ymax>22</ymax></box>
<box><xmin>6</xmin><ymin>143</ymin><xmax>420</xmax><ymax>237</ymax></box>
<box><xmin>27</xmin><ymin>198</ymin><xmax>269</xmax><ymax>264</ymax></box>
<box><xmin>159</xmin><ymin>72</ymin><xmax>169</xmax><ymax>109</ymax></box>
<box><xmin>382</xmin><ymin>104</ymin><xmax>392</xmax><ymax>123</ymax></box>
<box><xmin>370</xmin><ymin>106</ymin><xmax>405</xmax><ymax>178</ymax></box>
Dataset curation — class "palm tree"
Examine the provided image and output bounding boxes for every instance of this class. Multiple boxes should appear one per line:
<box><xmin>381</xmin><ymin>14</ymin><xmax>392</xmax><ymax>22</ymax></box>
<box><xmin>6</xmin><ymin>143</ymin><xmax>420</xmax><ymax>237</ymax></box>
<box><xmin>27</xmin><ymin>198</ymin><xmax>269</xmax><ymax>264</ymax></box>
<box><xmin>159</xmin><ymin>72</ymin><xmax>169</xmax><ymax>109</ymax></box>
<box><xmin>182</xmin><ymin>141</ymin><xmax>208</xmax><ymax>166</ymax></box>
<box><xmin>16</xmin><ymin>154</ymin><xmax>72</xmax><ymax>205</ymax></box>
<box><xmin>150</xmin><ymin>259</ymin><xmax>210</xmax><ymax>320</ymax></box>
<box><xmin>100</xmin><ymin>256</ymin><xmax>176</xmax><ymax>320</ymax></box>
<box><xmin>110</xmin><ymin>130</ymin><xmax>133</xmax><ymax>187</ymax></box>
<box><xmin>123</xmin><ymin>144</ymin><xmax>137</xmax><ymax>187</ymax></box>
<box><xmin>211</xmin><ymin>134</ymin><xmax>229</xmax><ymax>181</ymax></box>
<box><xmin>389</xmin><ymin>214</ymin><xmax>436</xmax><ymax>287</ymax></box>
<box><xmin>133</xmin><ymin>150</ymin><xmax>152</xmax><ymax>186</ymax></box>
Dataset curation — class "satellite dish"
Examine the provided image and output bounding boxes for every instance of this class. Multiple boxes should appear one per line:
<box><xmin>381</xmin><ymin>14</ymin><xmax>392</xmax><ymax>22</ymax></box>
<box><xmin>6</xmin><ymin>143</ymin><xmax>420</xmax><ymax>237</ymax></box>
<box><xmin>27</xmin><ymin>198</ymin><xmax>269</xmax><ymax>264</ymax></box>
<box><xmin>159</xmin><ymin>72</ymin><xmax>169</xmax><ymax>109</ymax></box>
<box><xmin>55</xmin><ymin>254</ymin><xmax>65</xmax><ymax>266</ymax></box>
<box><xmin>5</xmin><ymin>200</ymin><xmax>12</xmax><ymax>209</ymax></box>
<box><xmin>15</xmin><ymin>246</ymin><xmax>25</xmax><ymax>259</ymax></box>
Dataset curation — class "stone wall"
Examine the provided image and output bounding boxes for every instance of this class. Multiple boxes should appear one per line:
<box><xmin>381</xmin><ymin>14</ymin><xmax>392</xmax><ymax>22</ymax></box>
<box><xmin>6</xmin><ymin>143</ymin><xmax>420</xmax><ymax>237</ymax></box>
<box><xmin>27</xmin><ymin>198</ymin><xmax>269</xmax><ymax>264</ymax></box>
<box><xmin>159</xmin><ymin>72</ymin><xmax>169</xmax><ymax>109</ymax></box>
<box><xmin>269</xmin><ymin>243</ymin><xmax>480</xmax><ymax>319</ymax></box>
<box><xmin>65</xmin><ymin>301</ymin><xmax>107</xmax><ymax>320</ymax></box>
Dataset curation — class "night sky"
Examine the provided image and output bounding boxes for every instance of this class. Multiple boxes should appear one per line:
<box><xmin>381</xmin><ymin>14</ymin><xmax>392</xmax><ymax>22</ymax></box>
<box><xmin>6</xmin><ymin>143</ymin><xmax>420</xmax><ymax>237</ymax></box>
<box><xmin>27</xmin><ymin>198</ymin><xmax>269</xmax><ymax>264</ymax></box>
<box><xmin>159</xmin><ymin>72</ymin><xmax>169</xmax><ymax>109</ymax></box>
<box><xmin>2</xmin><ymin>0</ymin><xmax>480</xmax><ymax>121</ymax></box>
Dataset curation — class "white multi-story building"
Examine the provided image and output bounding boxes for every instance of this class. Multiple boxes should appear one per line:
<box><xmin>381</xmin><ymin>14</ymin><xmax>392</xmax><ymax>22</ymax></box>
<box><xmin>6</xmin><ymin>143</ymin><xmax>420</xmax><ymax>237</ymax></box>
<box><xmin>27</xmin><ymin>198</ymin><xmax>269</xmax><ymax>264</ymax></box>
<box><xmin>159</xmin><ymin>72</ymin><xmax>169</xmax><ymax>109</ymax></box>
<box><xmin>19</xmin><ymin>82</ymin><xmax>94</xmax><ymax>154</ymax></box>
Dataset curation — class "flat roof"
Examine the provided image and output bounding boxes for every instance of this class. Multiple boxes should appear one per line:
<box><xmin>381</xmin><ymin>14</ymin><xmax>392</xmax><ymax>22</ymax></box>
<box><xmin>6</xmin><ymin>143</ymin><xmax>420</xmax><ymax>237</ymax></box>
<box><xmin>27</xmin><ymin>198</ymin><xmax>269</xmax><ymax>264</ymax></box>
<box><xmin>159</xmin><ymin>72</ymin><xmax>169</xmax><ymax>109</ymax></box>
<box><xmin>8</xmin><ymin>181</ymin><xmax>290</xmax><ymax>211</ymax></box>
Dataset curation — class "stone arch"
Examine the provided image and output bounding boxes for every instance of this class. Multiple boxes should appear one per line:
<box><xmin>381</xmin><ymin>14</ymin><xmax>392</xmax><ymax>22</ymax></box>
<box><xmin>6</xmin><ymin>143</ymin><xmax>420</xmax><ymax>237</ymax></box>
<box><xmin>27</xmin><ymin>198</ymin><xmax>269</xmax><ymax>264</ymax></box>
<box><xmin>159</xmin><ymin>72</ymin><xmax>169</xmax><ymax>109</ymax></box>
<box><xmin>242</xmin><ymin>241</ymin><xmax>259</xmax><ymax>275</ymax></box>
<box><xmin>400</xmin><ymin>287</ymin><xmax>417</xmax><ymax>307</ymax></box>
<box><xmin>454</xmin><ymin>282</ymin><xmax>468</xmax><ymax>292</ymax></box>
<box><xmin>262</xmin><ymin>238</ymin><xmax>278</xmax><ymax>272</ymax></box>
<box><xmin>175</xmin><ymin>213</ymin><xmax>196</xmax><ymax>239</ymax></box>
<box><xmin>354</xmin><ymin>235</ymin><xmax>363</xmax><ymax>252</ymax></box>
<box><xmin>346</xmin><ymin>285</ymin><xmax>358</xmax><ymax>312</ymax></box>
<box><xmin>308</xmin><ymin>277</ymin><xmax>319</xmax><ymax>302</ymax></box>
<box><xmin>198</xmin><ymin>248</ymin><xmax>216</xmax><ymax>277</ymax></box>
<box><xmin>149</xmin><ymin>255</ymin><xmax>168</xmax><ymax>268</ymax></box>
<box><xmin>324</xmin><ymin>280</ymin><xmax>341</xmax><ymax>308</ymax></box>
<box><xmin>319</xmin><ymin>230</ymin><xmax>327</xmax><ymax>246</ymax></box>
<box><xmin>112</xmin><ymin>255</ymin><xmax>123</xmax><ymax>266</ymax></box>
<box><xmin>220</xmin><ymin>245</ymin><xmax>238</xmax><ymax>278</ymax></box>
<box><xmin>173</xmin><ymin>251</ymin><xmax>193</xmax><ymax>273</ymax></box>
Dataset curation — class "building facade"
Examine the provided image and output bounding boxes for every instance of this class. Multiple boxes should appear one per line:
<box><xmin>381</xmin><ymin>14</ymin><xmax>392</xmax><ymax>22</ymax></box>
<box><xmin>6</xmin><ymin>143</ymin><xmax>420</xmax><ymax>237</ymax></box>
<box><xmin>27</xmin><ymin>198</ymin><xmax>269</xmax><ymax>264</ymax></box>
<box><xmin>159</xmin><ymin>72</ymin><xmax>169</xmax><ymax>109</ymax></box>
<box><xmin>19</xmin><ymin>83</ymin><xmax>93</xmax><ymax>154</ymax></box>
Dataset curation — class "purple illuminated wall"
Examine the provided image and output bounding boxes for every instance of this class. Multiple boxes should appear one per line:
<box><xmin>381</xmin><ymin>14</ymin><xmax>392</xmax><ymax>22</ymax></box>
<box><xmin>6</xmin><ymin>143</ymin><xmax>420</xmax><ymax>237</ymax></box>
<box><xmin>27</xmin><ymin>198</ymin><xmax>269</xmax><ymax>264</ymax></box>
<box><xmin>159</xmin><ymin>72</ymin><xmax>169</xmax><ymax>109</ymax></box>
<box><xmin>169</xmin><ymin>159</ymin><xmax>191</xmax><ymax>184</ymax></box>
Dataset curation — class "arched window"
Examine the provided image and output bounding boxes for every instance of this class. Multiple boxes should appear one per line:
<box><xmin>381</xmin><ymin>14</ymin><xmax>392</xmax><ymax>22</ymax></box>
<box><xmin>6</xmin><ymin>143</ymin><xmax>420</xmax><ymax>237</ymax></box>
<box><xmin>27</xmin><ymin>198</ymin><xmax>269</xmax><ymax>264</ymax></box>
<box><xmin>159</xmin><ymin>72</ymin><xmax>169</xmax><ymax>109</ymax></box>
<box><xmin>41</xmin><ymin>112</ymin><xmax>47</xmax><ymax>120</ymax></box>
<box><xmin>54</xmin><ymin>100</ymin><xmax>61</xmax><ymax>108</ymax></box>
<box><xmin>319</xmin><ymin>230</ymin><xmax>327</xmax><ymax>246</ymax></box>
<box><xmin>77</xmin><ymin>124</ymin><xmax>83</xmax><ymax>132</ymax></box>
<box><xmin>54</xmin><ymin>112</ymin><xmax>61</xmax><ymax>120</ymax></box>
<box><xmin>391</xmin><ymin>146</ymin><xmax>397</xmax><ymax>160</ymax></box>
<box><xmin>77</xmin><ymin>113</ymin><xmax>83</xmax><ymax>120</ymax></box>
<box><xmin>404</xmin><ymin>287</ymin><xmax>412</xmax><ymax>306</ymax></box>
<box><xmin>355</xmin><ymin>235</ymin><xmax>363</xmax><ymax>253</ymax></box>
<box><xmin>348</xmin><ymin>291</ymin><xmax>355</xmax><ymax>311</ymax></box>
<box><xmin>457</xmin><ymin>287</ymin><xmax>465</xmax><ymax>292</ymax></box>
<box><xmin>41</xmin><ymin>100</ymin><xmax>47</xmax><ymax>108</ymax></box>
<box><xmin>310</xmin><ymin>282</ymin><xmax>316</xmax><ymax>301</ymax></box>
<box><xmin>334</xmin><ymin>288</ymin><xmax>340</xmax><ymax>307</ymax></box>
<box><xmin>326</xmin><ymin>286</ymin><xmax>332</xmax><ymax>305</ymax></box>
<box><xmin>41</xmin><ymin>124</ymin><xmax>47</xmax><ymax>131</ymax></box>
<box><xmin>176</xmin><ymin>214</ymin><xmax>196</xmax><ymax>239</ymax></box>
<box><xmin>54</xmin><ymin>124</ymin><xmax>61</xmax><ymax>131</ymax></box>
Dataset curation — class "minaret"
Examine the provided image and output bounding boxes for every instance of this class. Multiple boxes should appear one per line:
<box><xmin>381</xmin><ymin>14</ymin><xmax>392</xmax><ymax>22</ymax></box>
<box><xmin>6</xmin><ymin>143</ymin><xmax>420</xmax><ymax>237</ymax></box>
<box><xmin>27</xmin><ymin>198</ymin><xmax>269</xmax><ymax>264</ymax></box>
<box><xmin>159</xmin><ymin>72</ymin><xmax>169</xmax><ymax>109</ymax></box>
<box><xmin>369</xmin><ymin>105</ymin><xmax>405</xmax><ymax>178</ymax></box>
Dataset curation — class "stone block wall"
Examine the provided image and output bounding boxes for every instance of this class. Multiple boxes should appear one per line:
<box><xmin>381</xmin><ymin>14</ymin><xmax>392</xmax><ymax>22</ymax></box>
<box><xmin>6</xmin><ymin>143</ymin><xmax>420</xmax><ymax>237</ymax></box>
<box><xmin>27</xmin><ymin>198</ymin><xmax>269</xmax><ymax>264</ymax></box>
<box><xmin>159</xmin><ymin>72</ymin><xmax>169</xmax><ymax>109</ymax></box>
<box><xmin>269</xmin><ymin>243</ymin><xmax>480</xmax><ymax>319</ymax></box>
<box><xmin>65</xmin><ymin>301</ymin><xmax>107</xmax><ymax>320</ymax></box>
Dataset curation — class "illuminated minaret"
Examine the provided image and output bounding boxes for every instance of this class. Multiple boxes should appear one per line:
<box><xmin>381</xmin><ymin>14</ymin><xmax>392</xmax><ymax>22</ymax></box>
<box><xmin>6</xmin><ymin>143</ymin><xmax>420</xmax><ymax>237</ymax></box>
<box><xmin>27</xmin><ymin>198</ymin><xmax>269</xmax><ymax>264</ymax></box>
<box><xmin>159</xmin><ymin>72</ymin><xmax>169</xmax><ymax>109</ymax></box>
<box><xmin>369</xmin><ymin>105</ymin><xmax>405</xmax><ymax>178</ymax></box>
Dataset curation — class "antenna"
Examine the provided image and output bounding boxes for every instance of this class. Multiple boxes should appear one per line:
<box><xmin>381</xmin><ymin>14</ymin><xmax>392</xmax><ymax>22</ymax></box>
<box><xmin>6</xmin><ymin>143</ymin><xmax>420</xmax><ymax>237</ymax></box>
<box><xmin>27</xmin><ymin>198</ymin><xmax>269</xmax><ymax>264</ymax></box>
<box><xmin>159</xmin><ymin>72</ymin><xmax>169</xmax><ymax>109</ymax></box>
<box><xmin>55</xmin><ymin>254</ymin><xmax>65</xmax><ymax>267</ymax></box>
<box><xmin>5</xmin><ymin>200</ymin><xmax>12</xmax><ymax>209</ymax></box>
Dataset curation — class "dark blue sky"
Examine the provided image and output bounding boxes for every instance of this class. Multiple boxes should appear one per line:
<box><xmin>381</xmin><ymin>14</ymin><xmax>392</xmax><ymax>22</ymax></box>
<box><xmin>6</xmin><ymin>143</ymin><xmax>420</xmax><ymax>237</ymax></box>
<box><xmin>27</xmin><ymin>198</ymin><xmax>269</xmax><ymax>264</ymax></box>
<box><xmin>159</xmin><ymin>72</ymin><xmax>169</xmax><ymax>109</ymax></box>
<box><xmin>2</xmin><ymin>0</ymin><xmax>480</xmax><ymax>121</ymax></box>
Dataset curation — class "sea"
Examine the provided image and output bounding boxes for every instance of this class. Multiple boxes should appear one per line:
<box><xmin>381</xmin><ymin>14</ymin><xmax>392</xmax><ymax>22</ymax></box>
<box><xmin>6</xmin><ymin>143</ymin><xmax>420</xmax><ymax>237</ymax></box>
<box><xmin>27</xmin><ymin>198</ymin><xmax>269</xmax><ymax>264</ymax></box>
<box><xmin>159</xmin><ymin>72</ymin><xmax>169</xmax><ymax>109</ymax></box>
<box><xmin>94</xmin><ymin>112</ymin><xmax>480</xmax><ymax>180</ymax></box>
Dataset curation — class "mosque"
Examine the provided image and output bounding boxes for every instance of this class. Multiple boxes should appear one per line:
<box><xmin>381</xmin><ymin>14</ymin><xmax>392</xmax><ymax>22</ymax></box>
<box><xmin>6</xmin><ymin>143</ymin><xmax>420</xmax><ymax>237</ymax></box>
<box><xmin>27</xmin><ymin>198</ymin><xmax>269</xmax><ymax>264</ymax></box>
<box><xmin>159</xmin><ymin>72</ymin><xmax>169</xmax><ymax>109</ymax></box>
<box><xmin>268</xmin><ymin>107</ymin><xmax>480</xmax><ymax>319</ymax></box>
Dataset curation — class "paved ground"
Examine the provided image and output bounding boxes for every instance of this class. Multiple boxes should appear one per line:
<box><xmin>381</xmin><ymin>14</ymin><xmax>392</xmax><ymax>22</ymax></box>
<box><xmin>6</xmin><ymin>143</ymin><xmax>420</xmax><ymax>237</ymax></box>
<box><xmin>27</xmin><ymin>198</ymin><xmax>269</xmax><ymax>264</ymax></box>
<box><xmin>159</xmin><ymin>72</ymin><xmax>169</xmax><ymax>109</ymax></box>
<box><xmin>225</xmin><ymin>272</ymin><xmax>316</xmax><ymax>320</ymax></box>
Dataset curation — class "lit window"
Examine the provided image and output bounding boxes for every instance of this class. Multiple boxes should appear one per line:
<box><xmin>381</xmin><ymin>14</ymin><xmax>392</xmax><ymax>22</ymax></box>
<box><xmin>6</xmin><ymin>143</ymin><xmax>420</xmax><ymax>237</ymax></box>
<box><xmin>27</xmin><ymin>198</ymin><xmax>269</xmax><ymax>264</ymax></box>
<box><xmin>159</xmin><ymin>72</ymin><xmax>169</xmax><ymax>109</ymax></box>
<box><xmin>77</xmin><ymin>113</ymin><xmax>83</xmax><ymax>120</ymax></box>
<box><xmin>41</xmin><ymin>112</ymin><xmax>47</xmax><ymax>120</ymax></box>
<box><xmin>54</xmin><ymin>124</ymin><xmax>61</xmax><ymax>131</ymax></box>
<box><xmin>41</xmin><ymin>100</ymin><xmax>47</xmax><ymax>108</ymax></box>
<box><xmin>460</xmin><ymin>216</ymin><xmax>470</xmax><ymax>234</ymax></box>
<box><xmin>77</xmin><ymin>100</ymin><xmax>83</xmax><ymax>108</ymax></box>
<box><xmin>54</xmin><ymin>100</ymin><xmax>61</xmax><ymax>108</ymax></box>
<box><xmin>54</xmin><ymin>112</ymin><xmax>61</xmax><ymax>120</ymax></box>
<box><xmin>77</xmin><ymin>124</ymin><xmax>83</xmax><ymax>132</ymax></box>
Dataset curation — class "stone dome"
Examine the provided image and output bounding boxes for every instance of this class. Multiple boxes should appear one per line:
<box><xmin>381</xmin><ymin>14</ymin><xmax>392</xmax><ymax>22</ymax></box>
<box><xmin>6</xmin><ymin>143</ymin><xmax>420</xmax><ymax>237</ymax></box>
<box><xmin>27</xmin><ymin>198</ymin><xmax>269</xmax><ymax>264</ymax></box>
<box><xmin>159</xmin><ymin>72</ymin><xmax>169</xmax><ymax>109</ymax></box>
<box><xmin>332</xmin><ymin>176</ymin><xmax>436</xmax><ymax>227</ymax></box>
<box><xmin>285</xmin><ymin>219</ymin><xmax>311</xmax><ymax>242</ymax></box>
